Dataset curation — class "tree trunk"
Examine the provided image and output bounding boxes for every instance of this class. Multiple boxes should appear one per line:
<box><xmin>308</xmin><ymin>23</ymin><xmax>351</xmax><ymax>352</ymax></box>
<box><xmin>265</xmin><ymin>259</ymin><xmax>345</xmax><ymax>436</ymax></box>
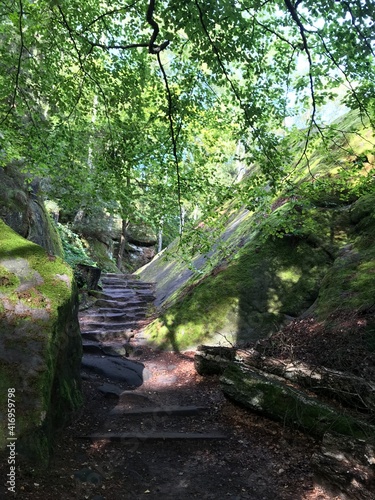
<box><xmin>249</xmin><ymin>355</ymin><xmax>375</xmax><ymax>413</ymax></box>
<box><xmin>116</xmin><ymin>218</ymin><xmax>129</xmax><ymax>270</ymax></box>
<box><xmin>194</xmin><ymin>345</ymin><xmax>237</xmax><ymax>375</ymax></box>
<box><xmin>158</xmin><ymin>217</ymin><xmax>163</xmax><ymax>253</ymax></box>
<box><xmin>220</xmin><ymin>363</ymin><xmax>375</xmax><ymax>440</ymax></box>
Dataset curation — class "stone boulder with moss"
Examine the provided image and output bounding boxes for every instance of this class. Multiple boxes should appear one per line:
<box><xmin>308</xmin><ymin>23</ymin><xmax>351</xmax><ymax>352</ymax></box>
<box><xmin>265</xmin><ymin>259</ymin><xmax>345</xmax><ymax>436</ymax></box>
<box><xmin>0</xmin><ymin>220</ymin><xmax>82</xmax><ymax>464</ymax></box>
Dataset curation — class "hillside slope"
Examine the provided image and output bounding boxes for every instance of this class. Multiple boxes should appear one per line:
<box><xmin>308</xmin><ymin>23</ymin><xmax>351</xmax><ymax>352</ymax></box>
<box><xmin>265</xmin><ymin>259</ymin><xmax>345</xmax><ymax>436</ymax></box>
<box><xmin>138</xmin><ymin>112</ymin><xmax>375</xmax><ymax>351</ymax></box>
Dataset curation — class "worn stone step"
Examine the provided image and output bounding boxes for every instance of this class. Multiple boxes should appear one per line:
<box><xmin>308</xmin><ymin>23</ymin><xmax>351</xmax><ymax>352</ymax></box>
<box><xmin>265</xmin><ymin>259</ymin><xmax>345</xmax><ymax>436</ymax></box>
<box><xmin>96</xmin><ymin>307</ymin><xmax>148</xmax><ymax>316</ymax></box>
<box><xmin>109</xmin><ymin>405</ymin><xmax>209</xmax><ymax>417</ymax></box>
<box><xmin>82</xmin><ymin>341</ymin><xmax>128</xmax><ymax>357</ymax></box>
<box><xmin>90</xmin><ymin>287</ymin><xmax>134</xmax><ymax>296</ymax></box>
<box><xmin>80</xmin><ymin>321</ymin><xmax>137</xmax><ymax>331</ymax></box>
<box><xmin>101</xmin><ymin>278</ymin><xmax>154</xmax><ymax>287</ymax></box>
<box><xmin>101</xmin><ymin>273</ymin><xmax>135</xmax><ymax>280</ymax></box>
<box><xmin>90</xmin><ymin>291</ymin><xmax>136</xmax><ymax>301</ymax></box>
<box><xmin>83</xmin><ymin>431</ymin><xmax>227</xmax><ymax>441</ymax></box>
<box><xmin>101</xmin><ymin>292</ymin><xmax>154</xmax><ymax>302</ymax></box>
<box><xmin>81</xmin><ymin>330</ymin><xmax>134</xmax><ymax>342</ymax></box>
<box><xmin>102</xmin><ymin>282</ymin><xmax>153</xmax><ymax>290</ymax></box>
<box><xmin>94</xmin><ymin>299</ymin><xmax>148</xmax><ymax>308</ymax></box>
<box><xmin>80</xmin><ymin>312</ymin><xmax>146</xmax><ymax>324</ymax></box>
<box><xmin>81</xmin><ymin>354</ymin><xmax>144</xmax><ymax>385</ymax></box>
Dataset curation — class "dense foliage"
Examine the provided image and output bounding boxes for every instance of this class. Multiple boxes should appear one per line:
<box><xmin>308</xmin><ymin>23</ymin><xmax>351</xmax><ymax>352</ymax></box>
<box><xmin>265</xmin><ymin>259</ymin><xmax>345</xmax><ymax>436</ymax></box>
<box><xmin>0</xmin><ymin>0</ymin><xmax>374</xmax><ymax>245</ymax></box>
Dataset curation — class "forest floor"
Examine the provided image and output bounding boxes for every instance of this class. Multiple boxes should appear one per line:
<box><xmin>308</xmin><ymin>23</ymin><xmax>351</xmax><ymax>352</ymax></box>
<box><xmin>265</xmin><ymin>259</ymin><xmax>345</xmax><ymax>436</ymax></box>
<box><xmin>0</xmin><ymin>347</ymin><xmax>341</xmax><ymax>500</ymax></box>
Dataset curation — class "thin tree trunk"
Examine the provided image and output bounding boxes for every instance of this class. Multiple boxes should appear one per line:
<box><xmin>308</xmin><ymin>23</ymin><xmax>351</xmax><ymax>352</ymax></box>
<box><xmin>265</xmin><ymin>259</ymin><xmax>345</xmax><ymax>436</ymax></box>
<box><xmin>158</xmin><ymin>217</ymin><xmax>164</xmax><ymax>253</ymax></box>
<box><xmin>116</xmin><ymin>218</ymin><xmax>129</xmax><ymax>269</ymax></box>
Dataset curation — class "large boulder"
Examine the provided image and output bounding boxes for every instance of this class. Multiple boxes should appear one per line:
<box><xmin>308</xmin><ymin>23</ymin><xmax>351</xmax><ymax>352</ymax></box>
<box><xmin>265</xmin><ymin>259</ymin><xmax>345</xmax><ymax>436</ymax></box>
<box><xmin>0</xmin><ymin>220</ymin><xmax>82</xmax><ymax>464</ymax></box>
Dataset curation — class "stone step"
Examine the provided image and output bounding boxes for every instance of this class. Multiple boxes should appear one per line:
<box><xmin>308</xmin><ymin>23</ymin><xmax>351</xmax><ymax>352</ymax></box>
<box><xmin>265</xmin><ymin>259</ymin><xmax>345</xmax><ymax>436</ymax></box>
<box><xmin>102</xmin><ymin>282</ymin><xmax>154</xmax><ymax>289</ymax></box>
<box><xmin>80</xmin><ymin>312</ymin><xmax>146</xmax><ymax>323</ymax></box>
<box><xmin>83</xmin><ymin>431</ymin><xmax>227</xmax><ymax>441</ymax></box>
<box><xmin>90</xmin><ymin>291</ymin><xmax>136</xmax><ymax>301</ymax></box>
<box><xmin>109</xmin><ymin>405</ymin><xmax>209</xmax><ymax>417</ymax></box>
<box><xmin>101</xmin><ymin>278</ymin><xmax>154</xmax><ymax>287</ymax></box>
<box><xmin>80</xmin><ymin>321</ymin><xmax>137</xmax><ymax>331</ymax></box>
<box><xmin>101</xmin><ymin>291</ymin><xmax>155</xmax><ymax>302</ymax></box>
<box><xmin>82</xmin><ymin>341</ymin><xmax>128</xmax><ymax>357</ymax></box>
<box><xmin>81</xmin><ymin>354</ymin><xmax>144</xmax><ymax>385</ymax></box>
<box><xmin>101</xmin><ymin>273</ymin><xmax>134</xmax><ymax>279</ymax></box>
<box><xmin>102</xmin><ymin>288</ymin><xmax>154</xmax><ymax>297</ymax></box>
<box><xmin>94</xmin><ymin>299</ymin><xmax>148</xmax><ymax>308</ymax></box>
<box><xmin>96</xmin><ymin>307</ymin><xmax>148</xmax><ymax>315</ymax></box>
<box><xmin>81</xmin><ymin>330</ymin><xmax>135</xmax><ymax>342</ymax></box>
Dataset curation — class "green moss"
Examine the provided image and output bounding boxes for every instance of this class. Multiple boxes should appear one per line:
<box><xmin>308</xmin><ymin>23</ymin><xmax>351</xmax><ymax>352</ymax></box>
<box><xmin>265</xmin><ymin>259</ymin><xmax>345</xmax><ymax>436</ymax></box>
<box><xmin>316</xmin><ymin>194</ymin><xmax>375</xmax><ymax>319</ymax></box>
<box><xmin>86</xmin><ymin>237</ymin><xmax>118</xmax><ymax>273</ymax></box>
<box><xmin>0</xmin><ymin>266</ymin><xmax>19</xmax><ymax>292</ymax></box>
<box><xmin>146</xmin><ymin>230</ymin><xmax>333</xmax><ymax>350</ymax></box>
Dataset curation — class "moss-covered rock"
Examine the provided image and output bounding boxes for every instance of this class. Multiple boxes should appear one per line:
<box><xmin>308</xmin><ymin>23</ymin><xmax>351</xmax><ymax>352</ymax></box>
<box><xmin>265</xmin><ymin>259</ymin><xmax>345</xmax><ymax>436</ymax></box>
<box><xmin>142</xmin><ymin>208</ymin><xmax>336</xmax><ymax>350</ymax></box>
<box><xmin>0</xmin><ymin>220</ymin><xmax>82</xmax><ymax>464</ymax></box>
<box><xmin>316</xmin><ymin>193</ymin><xmax>375</xmax><ymax>319</ymax></box>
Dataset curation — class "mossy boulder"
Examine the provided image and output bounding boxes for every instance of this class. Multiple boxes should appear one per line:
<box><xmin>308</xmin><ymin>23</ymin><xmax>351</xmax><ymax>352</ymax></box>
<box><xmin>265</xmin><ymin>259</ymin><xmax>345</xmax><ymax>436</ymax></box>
<box><xmin>0</xmin><ymin>220</ymin><xmax>82</xmax><ymax>464</ymax></box>
<box><xmin>126</xmin><ymin>223</ymin><xmax>157</xmax><ymax>247</ymax></box>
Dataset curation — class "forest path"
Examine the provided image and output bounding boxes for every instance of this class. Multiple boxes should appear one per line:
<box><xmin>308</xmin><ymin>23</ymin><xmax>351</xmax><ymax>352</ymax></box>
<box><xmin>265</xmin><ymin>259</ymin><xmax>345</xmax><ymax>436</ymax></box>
<box><xmin>2</xmin><ymin>274</ymin><xmax>337</xmax><ymax>499</ymax></box>
<box><xmin>79</xmin><ymin>272</ymin><xmax>226</xmax><ymax>443</ymax></box>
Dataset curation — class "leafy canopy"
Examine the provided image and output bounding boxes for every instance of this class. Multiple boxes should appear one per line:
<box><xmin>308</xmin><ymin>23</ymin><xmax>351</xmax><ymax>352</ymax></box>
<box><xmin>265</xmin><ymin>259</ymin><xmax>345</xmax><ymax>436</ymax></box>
<box><xmin>0</xmin><ymin>0</ymin><xmax>374</xmax><ymax>240</ymax></box>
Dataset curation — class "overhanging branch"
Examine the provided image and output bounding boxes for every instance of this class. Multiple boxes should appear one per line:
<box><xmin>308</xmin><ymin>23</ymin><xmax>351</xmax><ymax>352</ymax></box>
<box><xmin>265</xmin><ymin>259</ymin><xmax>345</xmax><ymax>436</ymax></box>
<box><xmin>156</xmin><ymin>52</ymin><xmax>184</xmax><ymax>236</ymax></box>
<box><xmin>146</xmin><ymin>0</ymin><xmax>170</xmax><ymax>54</ymax></box>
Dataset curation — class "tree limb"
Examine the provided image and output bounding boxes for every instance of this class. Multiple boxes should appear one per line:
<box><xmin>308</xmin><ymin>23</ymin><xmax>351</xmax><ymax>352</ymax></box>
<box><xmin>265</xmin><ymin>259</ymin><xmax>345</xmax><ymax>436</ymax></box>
<box><xmin>146</xmin><ymin>0</ymin><xmax>170</xmax><ymax>54</ymax></box>
<box><xmin>284</xmin><ymin>0</ymin><xmax>321</xmax><ymax>173</ymax></box>
<box><xmin>156</xmin><ymin>52</ymin><xmax>184</xmax><ymax>236</ymax></box>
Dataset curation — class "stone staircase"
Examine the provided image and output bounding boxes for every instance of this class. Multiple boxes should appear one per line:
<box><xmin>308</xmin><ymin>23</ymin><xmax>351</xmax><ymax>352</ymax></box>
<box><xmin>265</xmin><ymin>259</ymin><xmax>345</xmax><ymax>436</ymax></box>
<box><xmin>80</xmin><ymin>273</ymin><xmax>155</xmax><ymax>356</ymax></box>
<box><xmin>78</xmin><ymin>273</ymin><xmax>227</xmax><ymax>444</ymax></box>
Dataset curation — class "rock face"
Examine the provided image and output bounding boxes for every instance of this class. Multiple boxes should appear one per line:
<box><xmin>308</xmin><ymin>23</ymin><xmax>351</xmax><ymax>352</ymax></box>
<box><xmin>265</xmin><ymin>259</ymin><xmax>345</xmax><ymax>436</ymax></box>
<box><xmin>0</xmin><ymin>165</ymin><xmax>63</xmax><ymax>257</ymax></box>
<box><xmin>0</xmin><ymin>220</ymin><xmax>82</xmax><ymax>463</ymax></box>
<box><xmin>71</xmin><ymin>214</ymin><xmax>157</xmax><ymax>272</ymax></box>
<box><xmin>138</xmin><ymin>190</ymin><xmax>375</xmax><ymax>351</ymax></box>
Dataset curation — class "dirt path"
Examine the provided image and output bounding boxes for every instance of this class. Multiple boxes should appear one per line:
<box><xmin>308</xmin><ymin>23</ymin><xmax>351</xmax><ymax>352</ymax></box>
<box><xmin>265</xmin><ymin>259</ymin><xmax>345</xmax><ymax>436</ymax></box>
<box><xmin>0</xmin><ymin>274</ymin><xmax>339</xmax><ymax>499</ymax></box>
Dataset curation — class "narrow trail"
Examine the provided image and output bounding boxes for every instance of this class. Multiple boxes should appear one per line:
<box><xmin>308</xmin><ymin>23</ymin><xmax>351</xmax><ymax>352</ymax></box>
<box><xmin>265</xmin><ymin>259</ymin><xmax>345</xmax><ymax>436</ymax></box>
<box><xmin>0</xmin><ymin>274</ymin><xmax>337</xmax><ymax>499</ymax></box>
<box><xmin>79</xmin><ymin>273</ymin><xmax>226</xmax><ymax>443</ymax></box>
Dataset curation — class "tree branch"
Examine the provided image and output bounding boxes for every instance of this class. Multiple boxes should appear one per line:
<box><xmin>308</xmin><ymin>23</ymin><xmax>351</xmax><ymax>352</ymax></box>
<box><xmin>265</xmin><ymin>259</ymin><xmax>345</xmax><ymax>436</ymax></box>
<box><xmin>156</xmin><ymin>52</ymin><xmax>184</xmax><ymax>236</ymax></box>
<box><xmin>146</xmin><ymin>0</ymin><xmax>170</xmax><ymax>54</ymax></box>
<box><xmin>194</xmin><ymin>0</ymin><xmax>281</xmax><ymax>178</ymax></box>
<box><xmin>80</xmin><ymin>2</ymin><xmax>141</xmax><ymax>32</ymax></box>
<box><xmin>284</xmin><ymin>0</ymin><xmax>321</xmax><ymax>173</ymax></box>
<box><xmin>56</xmin><ymin>4</ymin><xmax>115</xmax><ymax>147</ymax></box>
<box><xmin>315</xmin><ymin>31</ymin><xmax>375</xmax><ymax>129</ymax></box>
<box><xmin>341</xmin><ymin>0</ymin><xmax>375</xmax><ymax>58</ymax></box>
